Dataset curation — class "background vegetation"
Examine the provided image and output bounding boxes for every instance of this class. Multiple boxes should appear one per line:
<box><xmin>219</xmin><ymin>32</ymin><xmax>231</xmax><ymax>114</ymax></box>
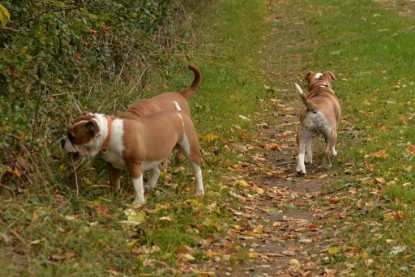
<box><xmin>0</xmin><ymin>0</ymin><xmax>185</xmax><ymax>192</ymax></box>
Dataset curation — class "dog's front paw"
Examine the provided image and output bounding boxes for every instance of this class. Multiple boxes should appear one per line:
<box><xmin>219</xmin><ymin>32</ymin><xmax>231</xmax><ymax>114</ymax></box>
<box><xmin>195</xmin><ymin>188</ymin><xmax>205</xmax><ymax>196</ymax></box>
<box><xmin>321</xmin><ymin>160</ymin><xmax>332</xmax><ymax>169</ymax></box>
<box><xmin>296</xmin><ymin>170</ymin><xmax>306</xmax><ymax>176</ymax></box>
<box><xmin>132</xmin><ymin>197</ymin><xmax>146</xmax><ymax>206</ymax></box>
<box><xmin>296</xmin><ymin>163</ymin><xmax>306</xmax><ymax>176</ymax></box>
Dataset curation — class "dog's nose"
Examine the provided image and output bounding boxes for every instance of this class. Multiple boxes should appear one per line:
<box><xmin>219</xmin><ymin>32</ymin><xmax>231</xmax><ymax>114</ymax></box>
<box><xmin>60</xmin><ymin>138</ymin><xmax>66</xmax><ymax>149</ymax></box>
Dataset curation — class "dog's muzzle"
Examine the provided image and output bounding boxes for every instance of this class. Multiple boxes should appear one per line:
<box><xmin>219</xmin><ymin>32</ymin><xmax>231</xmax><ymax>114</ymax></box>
<box><xmin>61</xmin><ymin>137</ymin><xmax>81</xmax><ymax>161</ymax></box>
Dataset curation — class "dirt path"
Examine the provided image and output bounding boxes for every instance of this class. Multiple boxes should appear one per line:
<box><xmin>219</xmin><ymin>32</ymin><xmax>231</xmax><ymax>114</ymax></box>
<box><xmin>226</xmin><ymin>1</ymin><xmax>345</xmax><ymax>276</ymax></box>
<box><xmin>227</xmin><ymin>96</ymin><xmax>342</xmax><ymax>276</ymax></box>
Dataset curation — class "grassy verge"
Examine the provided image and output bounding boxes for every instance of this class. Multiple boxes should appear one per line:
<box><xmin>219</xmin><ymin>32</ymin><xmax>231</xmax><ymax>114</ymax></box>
<box><xmin>0</xmin><ymin>0</ymin><xmax>267</xmax><ymax>275</ymax></box>
<box><xmin>263</xmin><ymin>0</ymin><xmax>415</xmax><ymax>274</ymax></box>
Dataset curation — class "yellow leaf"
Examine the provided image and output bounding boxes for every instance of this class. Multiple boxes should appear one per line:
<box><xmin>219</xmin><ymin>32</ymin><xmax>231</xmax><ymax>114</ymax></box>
<box><xmin>0</xmin><ymin>4</ymin><xmax>10</xmax><ymax>27</ymax></box>
<box><xmin>234</xmin><ymin>179</ymin><xmax>249</xmax><ymax>187</ymax></box>
<box><xmin>203</xmin><ymin>133</ymin><xmax>219</xmax><ymax>143</ymax></box>
<box><xmin>253</xmin><ymin>225</ymin><xmax>264</xmax><ymax>234</ymax></box>
<box><xmin>180</xmin><ymin>253</ymin><xmax>195</xmax><ymax>262</ymax></box>
<box><xmin>328</xmin><ymin>247</ymin><xmax>341</xmax><ymax>255</ymax></box>
<box><xmin>59</xmin><ymin>164</ymin><xmax>66</xmax><ymax>172</ymax></box>
<box><xmin>122</xmin><ymin>208</ymin><xmax>146</xmax><ymax>225</ymax></box>
<box><xmin>375</xmin><ymin>177</ymin><xmax>386</xmax><ymax>184</ymax></box>
<box><xmin>289</xmin><ymin>258</ymin><xmax>300</xmax><ymax>268</ymax></box>
<box><xmin>370</xmin><ymin>150</ymin><xmax>388</xmax><ymax>158</ymax></box>
<box><xmin>7</xmin><ymin>167</ymin><xmax>21</xmax><ymax>177</ymax></box>
<box><xmin>253</xmin><ymin>186</ymin><xmax>264</xmax><ymax>194</ymax></box>
<box><xmin>386</xmin><ymin>180</ymin><xmax>397</xmax><ymax>186</ymax></box>
<box><xmin>159</xmin><ymin>216</ymin><xmax>172</xmax><ymax>222</ymax></box>
<box><xmin>82</xmin><ymin>177</ymin><xmax>93</xmax><ymax>186</ymax></box>
<box><xmin>127</xmin><ymin>240</ymin><xmax>138</xmax><ymax>248</ymax></box>
<box><xmin>248</xmin><ymin>251</ymin><xmax>258</xmax><ymax>258</ymax></box>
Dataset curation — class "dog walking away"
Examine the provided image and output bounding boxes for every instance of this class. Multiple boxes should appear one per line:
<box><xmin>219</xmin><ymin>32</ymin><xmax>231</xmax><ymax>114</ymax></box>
<box><xmin>61</xmin><ymin>101</ymin><xmax>204</xmax><ymax>205</ymax></box>
<box><xmin>294</xmin><ymin>71</ymin><xmax>341</xmax><ymax>175</ymax></box>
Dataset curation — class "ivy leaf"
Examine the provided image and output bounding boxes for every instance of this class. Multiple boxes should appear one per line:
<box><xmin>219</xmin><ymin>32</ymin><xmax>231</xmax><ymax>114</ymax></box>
<box><xmin>0</xmin><ymin>4</ymin><xmax>10</xmax><ymax>27</ymax></box>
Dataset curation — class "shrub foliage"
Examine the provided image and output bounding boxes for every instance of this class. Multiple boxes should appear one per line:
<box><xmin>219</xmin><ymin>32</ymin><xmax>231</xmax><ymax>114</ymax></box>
<box><xmin>0</xmin><ymin>0</ymin><xmax>183</xmax><ymax>193</ymax></box>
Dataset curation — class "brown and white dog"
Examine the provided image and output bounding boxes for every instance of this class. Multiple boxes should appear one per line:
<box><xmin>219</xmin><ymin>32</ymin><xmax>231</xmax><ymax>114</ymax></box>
<box><xmin>294</xmin><ymin>71</ymin><xmax>341</xmax><ymax>175</ymax></box>
<box><xmin>61</xmin><ymin>102</ymin><xmax>204</xmax><ymax>205</ymax></box>
<box><xmin>61</xmin><ymin>65</ymin><xmax>204</xmax><ymax>204</ymax></box>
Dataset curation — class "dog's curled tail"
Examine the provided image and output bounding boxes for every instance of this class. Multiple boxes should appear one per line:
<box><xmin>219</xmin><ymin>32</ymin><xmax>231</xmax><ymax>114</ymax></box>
<box><xmin>180</xmin><ymin>64</ymin><xmax>202</xmax><ymax>100</ymax></box>
<box><xmin>294</xmin><ymin>83</ymin><xmax>317</xmax><ymax>112</ymax></box>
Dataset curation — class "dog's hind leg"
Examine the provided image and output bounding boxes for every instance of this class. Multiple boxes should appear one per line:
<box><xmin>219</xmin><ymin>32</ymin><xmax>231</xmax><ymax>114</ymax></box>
<box><xmin>330</xmin><ymin>133</ymin><xmax>338</xmax><ymax>157</ymax></box>
<box><xmin>305</xmin><ymin>140</ymin><xmax>313</xmax><ymax>164</ymax></box>
<box><xmin>191</xmin><ymin>162</ymin><xmax>204</xmax><ymax>196</ymax></box>
<box><xmin>296</xmin><ymin>129</ymin><xmax>313</xmax><ymax>175</ymax></box>
<box><xmin>177</xmin><ymin>119</ymin><xmax>204</xmax><ymax>196</ymax></box>
<box><xmin>322</xmin><ymin>136</ymin><xmax>336</xmax><ymax>169</ymax></box>
<box><xmin>145</xmin><ymin>166</ymin><xmax>161</xmax><ymax>190</ymax></box>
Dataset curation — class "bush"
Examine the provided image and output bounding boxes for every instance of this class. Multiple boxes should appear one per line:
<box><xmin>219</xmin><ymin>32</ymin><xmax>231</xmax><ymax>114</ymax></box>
<box><xmin>0</xmin><ymin>0</ymin><xmax>184</xmax><ymax>194</ymax></box>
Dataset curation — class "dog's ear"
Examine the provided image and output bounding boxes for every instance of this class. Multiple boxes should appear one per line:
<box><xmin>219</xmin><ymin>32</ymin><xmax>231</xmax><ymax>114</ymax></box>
<box><xmin>86</xmin><ymin>120</ymin><xmax>100</xmax><ymax>137</ymax></box>
<box><xmin>324</xmin><ymin>71</ymin><xmax>336</xmax><ymax>81</ymax></box>
<box><xmin>305</xmin><ymin>71</ymin><xmax>315</xmax><ymax>82</ymax></box>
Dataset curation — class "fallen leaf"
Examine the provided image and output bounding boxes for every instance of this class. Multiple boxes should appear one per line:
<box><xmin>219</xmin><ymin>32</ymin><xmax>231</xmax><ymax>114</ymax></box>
<box><xmin>326</xmin><ymin>197</ymin><xmax>343</xmax><ymax>204</ymax></box>
<box><xmin>370</xmin><ymin>150</ymin><xmax>388</xmax><ymax>158</ymax></box>
<box><xmin>50</xmin><ymin>252</ymin><xmax>75</xmax><ymax>261</ymax></box>
<box><xmin>328</xmin><ymin>247</ymin><xmax>341</xmax><ymax>255</ymax></box>
<box><xmin>179</xmin><ymin>253</ymin><xmax>195</xmax><ymax>262</ymax></box>
<box><xmin>121</xmin><ymin>208</ymin><xmax>146</xmax><ymax>225</ymax></box>
<box><xmin>406</xmin><ymin>144</ymin><xmax>415</xmax><ymax>155</ymax></box>
<box><xmin>203</xmin><ymin>133</ymin><xmax>219</xmax><ymax>143</ymax></box>
<box><xmin>159</xmin><ymin>216</ymin><xmax>173</xmax><ymax>222</ymax></box>
<box><xmin>390</xmin><ymin>245</ymin><xmax>406</xmax><ymax>256</ymax></box>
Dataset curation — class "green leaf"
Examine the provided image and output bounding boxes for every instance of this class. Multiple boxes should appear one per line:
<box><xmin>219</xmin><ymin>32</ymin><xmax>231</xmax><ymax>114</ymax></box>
<box><xmin>0</xmin><ymin>4</ymin><xmax>10</xmax><ymax>27</ymax></box>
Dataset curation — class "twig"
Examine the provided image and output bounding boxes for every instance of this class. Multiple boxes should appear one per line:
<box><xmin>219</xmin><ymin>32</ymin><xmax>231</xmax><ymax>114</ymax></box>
<box><xmin>70</xmin><ymin>156</ymin><xmax>79</xmax><ymax>196</ymax></box>
<box><xmin>72</xmin><ymin>98</ymin><xmax>82</xmax><ymax>114</ymax></box>
<box><xmin>0</xmin><ymin>26</ymin><xmax>19</xmax><ymax>33</ymax></box>
<box><xmin>274</xmin><ymin>161</ymin><xmax>294</xmax><ymax>167</ymax></box>
<box><xmin>127</xmin><ymin>65</ymin><xmax>149</xmax><ymax>96</ymax></box>
<box><xmin>311</xmin><ymin>183</ymin><xmax>354</xmax><ymax>198</ymax></box>
<box><xmin>19</xmin><ymin>6</ymin><xmax>82</xmax><ymax>25</ymax></box>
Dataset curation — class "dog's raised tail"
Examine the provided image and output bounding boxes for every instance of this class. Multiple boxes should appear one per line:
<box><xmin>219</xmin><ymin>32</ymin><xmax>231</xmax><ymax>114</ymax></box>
<box><xmin>294</xmin><ymin>83</ymin><xmax>317</xmax><ymax>112</ymax></box>
<box><xmin>180</xmin><ymin>64</ymin><xmax>202</xmax><ymax>100</ymax></box>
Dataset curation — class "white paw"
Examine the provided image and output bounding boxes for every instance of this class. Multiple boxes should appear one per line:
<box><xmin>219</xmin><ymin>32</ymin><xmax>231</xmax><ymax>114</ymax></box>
<box><xmin>144</xmin><ymin>184</ymin><xmax>156</xmax><ymax>191</ymax></box>
<box><xmin>195</xmin><ymin>188</ymin><xmax>205</xmax><ymax>196</ymax></box>
<box><xmin>304</xmin><ymin>158</ymin><xmax>313</xmax><ymax>164</ymax></box>
<box><xmin>296</xmin><ymin>164</ymin><xmax>306</xmax><ymax>175</ymax></box>
<box><xmin>132</xmin><ymin>197</ymin><xmax>145</xmax><ymax>206</ymax></box>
